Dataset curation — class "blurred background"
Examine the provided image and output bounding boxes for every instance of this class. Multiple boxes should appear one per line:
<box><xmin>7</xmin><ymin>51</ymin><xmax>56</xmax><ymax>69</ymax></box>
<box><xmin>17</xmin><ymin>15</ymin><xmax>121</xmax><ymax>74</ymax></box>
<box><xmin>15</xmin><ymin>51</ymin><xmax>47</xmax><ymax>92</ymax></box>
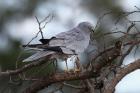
<box><xmin>0</xmin><ymin>0</ymin><xmax>140</xmax><ymax>93</ymax></box>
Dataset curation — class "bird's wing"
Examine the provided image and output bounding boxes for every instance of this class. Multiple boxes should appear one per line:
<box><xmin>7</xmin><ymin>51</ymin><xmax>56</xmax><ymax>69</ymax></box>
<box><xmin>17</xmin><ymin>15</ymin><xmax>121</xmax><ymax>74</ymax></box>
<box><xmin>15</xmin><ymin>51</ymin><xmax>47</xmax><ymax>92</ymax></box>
<box><xmin>22</xmin><ymin>26</ymin><xmax>90</xmax><ymax>54</ymax></box>
<box><xmin>48</xmin><ymin>27</ymin><xmax>88</xmax><ymax>54</ymax></box>
<box><xmin>21</xmin><ymin>28</ymin><xmax>83</xmax><ymax>49</ymax></box>
<box><xmin>23</xmin><ymin>51</ymin><xmax>55</xmax><ymax>62</ymax></box>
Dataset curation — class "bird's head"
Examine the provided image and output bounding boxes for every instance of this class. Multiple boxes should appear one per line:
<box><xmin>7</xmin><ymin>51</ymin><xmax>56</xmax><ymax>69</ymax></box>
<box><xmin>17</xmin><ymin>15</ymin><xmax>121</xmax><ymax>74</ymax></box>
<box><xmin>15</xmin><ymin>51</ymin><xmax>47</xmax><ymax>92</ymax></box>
<box><xmin>78</xmin><ymin>22</ymin><xmax>94</xmax><ymax>33</ymax></box>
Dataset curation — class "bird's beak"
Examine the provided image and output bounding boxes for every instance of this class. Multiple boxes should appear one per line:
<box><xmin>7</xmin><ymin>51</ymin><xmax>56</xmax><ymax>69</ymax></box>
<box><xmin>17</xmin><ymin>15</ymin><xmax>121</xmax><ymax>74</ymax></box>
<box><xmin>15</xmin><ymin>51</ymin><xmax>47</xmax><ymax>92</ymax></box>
<box><xmin>90</xmin><ymin>27</ymin><xmax>94</xmax><ymax>40</ymax></box>
<box><xmin>91</xmin><ymin>27</ymin><xmax>94</xmax><ymax>32</ymax></box>
<box><xmin>91</xmin><ymin>27</ymin><xmax>94</xmax><ymax>34</ymax></box>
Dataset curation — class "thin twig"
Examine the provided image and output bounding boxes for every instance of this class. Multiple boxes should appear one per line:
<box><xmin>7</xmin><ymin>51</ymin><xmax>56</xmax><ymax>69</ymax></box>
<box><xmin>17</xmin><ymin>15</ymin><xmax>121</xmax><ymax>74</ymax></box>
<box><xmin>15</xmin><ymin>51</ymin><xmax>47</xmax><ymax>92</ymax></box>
<box><xmin>94</xmin><ymin>11</ymin><xmax>112</xmax><ymax>31</ymax></box>
<box><xmin>135</xmin><ymin>6</ymin><xmax>140</xmax><ymax>11</ymax></box>
<box><xmin>35</xmin><ymin>16</ymin><xmax>44</xmax><ymax>39</ymax></box>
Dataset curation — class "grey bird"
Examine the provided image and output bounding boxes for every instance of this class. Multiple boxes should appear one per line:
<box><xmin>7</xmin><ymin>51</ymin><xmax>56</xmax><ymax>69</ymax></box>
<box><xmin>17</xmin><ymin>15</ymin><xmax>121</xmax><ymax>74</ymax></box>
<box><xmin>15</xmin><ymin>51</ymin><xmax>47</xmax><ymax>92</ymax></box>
<box><xmin>22</xmin><ymin>22</ymin><xmax>94</xmax><ymax>71</ymax></box>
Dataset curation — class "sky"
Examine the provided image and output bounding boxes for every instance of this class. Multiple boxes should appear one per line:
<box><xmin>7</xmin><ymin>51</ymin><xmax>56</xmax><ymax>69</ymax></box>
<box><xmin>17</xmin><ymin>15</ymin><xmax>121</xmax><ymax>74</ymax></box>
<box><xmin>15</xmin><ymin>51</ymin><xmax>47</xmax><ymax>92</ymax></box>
<box><xmin>1</xmin><ymin>0</ymin><xmax>140</xmax><ymax>93</ymax></box>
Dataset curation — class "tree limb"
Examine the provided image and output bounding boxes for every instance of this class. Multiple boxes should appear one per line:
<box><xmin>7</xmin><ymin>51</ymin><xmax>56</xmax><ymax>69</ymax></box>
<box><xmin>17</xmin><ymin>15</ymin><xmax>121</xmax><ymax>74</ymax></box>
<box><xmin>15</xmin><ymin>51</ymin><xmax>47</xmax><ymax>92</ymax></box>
<box><xmin>23</xmin><ymin>70</ymin><xmax>96</xmax><ymax>93</ymax></box>
<box><xmin>103</xmin><ymin>59</ymin><xmax>140</xmax><ymax>93</ymax></box>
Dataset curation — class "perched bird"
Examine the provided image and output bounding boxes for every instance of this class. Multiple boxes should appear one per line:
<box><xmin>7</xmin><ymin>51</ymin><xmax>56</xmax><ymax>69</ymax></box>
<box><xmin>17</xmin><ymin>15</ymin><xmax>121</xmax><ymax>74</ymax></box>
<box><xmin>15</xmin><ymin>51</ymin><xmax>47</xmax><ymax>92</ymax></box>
<box><xmin>22</xmin><ymin>22</ymin><xmax>94</xmax><ymax>71</ymax></box>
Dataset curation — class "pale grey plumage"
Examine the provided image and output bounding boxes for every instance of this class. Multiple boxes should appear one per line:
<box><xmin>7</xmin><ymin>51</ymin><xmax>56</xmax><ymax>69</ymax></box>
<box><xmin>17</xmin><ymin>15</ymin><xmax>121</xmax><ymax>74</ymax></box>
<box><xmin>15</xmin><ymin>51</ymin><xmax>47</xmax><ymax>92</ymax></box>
<box><xmin>23</xmin><ymin>22</ymin><xmax>94</xmax><ymax>62</ymax></box>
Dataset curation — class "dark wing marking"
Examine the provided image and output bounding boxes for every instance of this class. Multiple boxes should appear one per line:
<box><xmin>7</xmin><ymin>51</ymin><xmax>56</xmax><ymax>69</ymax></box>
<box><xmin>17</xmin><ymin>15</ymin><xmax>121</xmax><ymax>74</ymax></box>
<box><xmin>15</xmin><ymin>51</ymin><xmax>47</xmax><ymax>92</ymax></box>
<box><xmin>43</xmin><ymin>46</ymin><xmax>63</xmax><ymax>53</ymax></box>
<box><xmin>39</xmin><ymin>37</ymin><xmax>56</xmax><ymax>44</ymax></box>
<box><xmin>22</xmin><ymin>44</ymin><xmax>42</xmax><ymax>48</ymax></box>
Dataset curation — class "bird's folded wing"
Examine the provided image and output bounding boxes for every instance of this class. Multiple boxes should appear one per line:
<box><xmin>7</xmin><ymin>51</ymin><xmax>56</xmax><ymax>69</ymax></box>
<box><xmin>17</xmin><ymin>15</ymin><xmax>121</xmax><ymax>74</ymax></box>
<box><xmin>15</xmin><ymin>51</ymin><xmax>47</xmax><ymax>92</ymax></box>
<box><xmin>49</xmin><ymin>28</ymin><xmax>85</xmax><ymax>47</ymax></box>
<box><xmin>23</xmin><ymin>51</ymin><xmax>55</xmax><ymax>62</ymax></box>
<box><xmin>48</xmin><ymin>28</ymin><xmax>88</xmax><ymax>54</ymax></box>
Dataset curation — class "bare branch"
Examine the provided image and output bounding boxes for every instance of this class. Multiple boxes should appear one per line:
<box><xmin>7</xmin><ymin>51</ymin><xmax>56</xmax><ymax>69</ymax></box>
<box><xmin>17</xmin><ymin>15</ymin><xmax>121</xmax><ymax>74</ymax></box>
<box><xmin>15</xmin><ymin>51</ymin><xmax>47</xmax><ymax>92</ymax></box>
<box><xmin>135</xmin><ymin>6</ymin><xmax>140</xmax><ymax>11</ymax></box>
<box><xmin>42</xmin><ymin>14</ymin><xmax>54</xmax><ymax>29</ymax></box>
<box><xmin>40</xmin><ymin>14</ymin><xmax>51</xmax><ymax>23</ymax></box>
<box><xmin>115</xmin><ymin>10</ymin><xmax>140</xmax><ymax>24</ymax></box>
<box><xmin>23</xmin><ymin>70</ymin><xmax>96</xmax><ymax>93</ymax></box>
<box><xmin>103</xmin><ymin>59</ymin><xmax>140</xmax><ymax>93</ymax></box>
<box><xmin>35</xmin><ymin>14</ymin><xmax>53</xmax><ymax>39</ymax></box>
<box><xmin>35</xmin><ymin>16</ymin><xmax>44</xmax><ymax>39</ymax></box>
<box><xmin>94</xmin><ymin>11</ymin><xmax>112</xmax><ymax>31</ymax></box>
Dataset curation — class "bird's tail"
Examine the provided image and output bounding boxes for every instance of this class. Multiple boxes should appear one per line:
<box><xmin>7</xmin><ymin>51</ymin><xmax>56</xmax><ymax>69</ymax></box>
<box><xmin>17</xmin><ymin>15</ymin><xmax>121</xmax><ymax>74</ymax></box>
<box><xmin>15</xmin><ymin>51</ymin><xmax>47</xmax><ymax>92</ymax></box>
<box><xmin>23</xmin><ymin>51</ymin><xmax>55</xmax><ymax>62</ymax></box>
<box><xmin>22</xmin><ymin>44</ymin><xmax>43</xmax><ymax>48</ymax></box>
<box><xmin>22</xmin><ymin>44</ymin><xmax>50</xmax><ymax>51</ymax></box>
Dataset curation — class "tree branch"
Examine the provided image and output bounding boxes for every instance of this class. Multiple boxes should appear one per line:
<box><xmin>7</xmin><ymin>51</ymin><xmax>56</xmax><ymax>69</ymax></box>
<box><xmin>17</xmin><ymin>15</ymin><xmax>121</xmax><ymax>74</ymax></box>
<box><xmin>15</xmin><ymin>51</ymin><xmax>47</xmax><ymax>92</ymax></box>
<box><xmin>23</xmin><ymin>70</ymin><xmax>96</xmax><ymax>93</ymax></box>
<box><xmin>103</xmin><ymin>59</ymin><xmax>140</xmax><ymax>93</ymax></box>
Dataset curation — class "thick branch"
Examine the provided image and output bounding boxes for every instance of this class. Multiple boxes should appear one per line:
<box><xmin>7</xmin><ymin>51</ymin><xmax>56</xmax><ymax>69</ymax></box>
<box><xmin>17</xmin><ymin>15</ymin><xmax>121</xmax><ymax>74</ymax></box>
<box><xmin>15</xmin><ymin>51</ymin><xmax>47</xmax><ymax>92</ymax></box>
<box><xmin>104</xmin><ymin>59</ymin><xmax>140</xmax><ymax>93</ymax></box>
<box><xmin>92</xmin><ymin>41</ymin><xmax>122</xmax><ymax>72</ymax></box>
<box><xmin>23</xmin><ymin>70</ymin><xmax>96</xmax><ymax>93</ymax></box>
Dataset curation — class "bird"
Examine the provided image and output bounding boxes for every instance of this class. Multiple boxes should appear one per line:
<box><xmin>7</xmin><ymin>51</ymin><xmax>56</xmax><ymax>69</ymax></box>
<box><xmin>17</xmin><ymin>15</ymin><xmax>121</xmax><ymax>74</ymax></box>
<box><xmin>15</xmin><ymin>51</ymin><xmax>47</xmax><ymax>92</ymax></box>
<box><xmin>22</xmin><ymin>22</ymin><xmax>94</xmax><ymax>72</ymax></box>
